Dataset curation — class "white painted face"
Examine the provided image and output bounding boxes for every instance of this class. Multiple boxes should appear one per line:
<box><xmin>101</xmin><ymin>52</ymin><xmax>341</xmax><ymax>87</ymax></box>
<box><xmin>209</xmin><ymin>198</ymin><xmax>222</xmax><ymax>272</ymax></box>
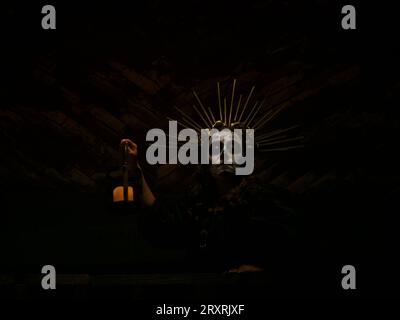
<box><xmin>209</xmin><ymin>129</ymin><xmax>243</xmax><ymax>172</ymax></box>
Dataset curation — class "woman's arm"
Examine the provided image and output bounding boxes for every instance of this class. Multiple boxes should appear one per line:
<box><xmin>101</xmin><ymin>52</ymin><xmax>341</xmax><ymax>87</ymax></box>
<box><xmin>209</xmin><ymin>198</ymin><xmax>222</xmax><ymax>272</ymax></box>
<box><xmin>141</xmin><ymin>174</ymin><xmax>156</xmax><ymax>206</ymax></box>
<box><xmin>120</xmin><ymin>139</ymin><xmax>191</xmax><ymax>249</ymax></box>
<box><xmin>120</xmin><ymin>139</ymin><xmax>155</xmax><ymax>207</ymax></box>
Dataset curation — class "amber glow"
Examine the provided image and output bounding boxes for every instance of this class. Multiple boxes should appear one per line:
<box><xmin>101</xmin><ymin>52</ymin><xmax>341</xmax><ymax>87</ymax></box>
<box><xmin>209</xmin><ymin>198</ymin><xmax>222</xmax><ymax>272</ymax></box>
<box><xmin>113</xmin><ymin>186</ymin><xmax>134</xmax><ymax>202</ymax></box>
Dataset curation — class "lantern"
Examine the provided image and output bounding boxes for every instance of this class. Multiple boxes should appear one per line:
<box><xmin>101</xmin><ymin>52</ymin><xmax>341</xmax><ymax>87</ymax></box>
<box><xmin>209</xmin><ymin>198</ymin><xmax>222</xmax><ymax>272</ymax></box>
<box><xmin>112</xmin><ymin>143</ymin><xmax>135</xmax><ymax>203</ymax></box>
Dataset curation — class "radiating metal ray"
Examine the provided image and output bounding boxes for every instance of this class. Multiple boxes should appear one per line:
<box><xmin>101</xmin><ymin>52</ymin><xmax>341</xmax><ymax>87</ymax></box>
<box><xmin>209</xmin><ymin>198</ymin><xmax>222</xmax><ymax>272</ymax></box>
<box><xmin>217</xmin><ymin>82</ymin><xmax>222</xmax><ymax>121</ymax></box>
<box><xmin>259</xmin><ymin>145</ymin><xmax>304</xmax><ymax>152</ymax></box>
<box><xmin>255</xmin><ymin>125</ymin><xmax>300</xmax><ymax>141</ymax></box>
<box><xmin>229</xmin><ymin>79</ymin><xmax>236</xmax><ymax>127</ymax></box>
<box><xmin>238</xmin><ymin>86</ymin><xmax>255</xmax><ymax>122</ymax></box>
<box><xmin>181</xmin><ymin>116</ymin><xmax>203</xmax><ymax>132</ymax></box>
<box><xmin>234</xmin><ymin>94</ymin><xmax>243</xmax><ymax>121</ymax></box>
<box><xmin>253</xmin><ymin>109</ymin><xmax>274</xmax><ymax>129</ymax></box>
<box><xmin>173</xmin><ymin>106</ymin><xmax>203</xmax><ymax>130</ymax></box>
<box><xmin>193</xmin><ymin>91</ymin><xmax>213</xmax><ymax>127</ymax></box>
<box><xmin>246</xmin><ymin>100</ymin><xmax>265</xmax><ymax>127</ymax></box>
<box><xmin>243</xmin><ymin>101</ymin><xmax>259</xmax><ymax>125</ymax></box>
<box><xmin>208</xmin><ymin>107</ymin><xmax>216</xmax><ymax>123</ymax></box>
<box><xmin>247</xmin><ymin>100</ymin><xmax>265</xmax><ymax>127</ymax></box>
<box><xmin>192</xmin><ymin>104</ymin><xmax>211</xmax><ymax>128</ymax></box>
<box><xmin>173</xmin><ymin>112</ymin><xmax>202</xmax><ymax>132</ymax></box>
<box><xmin>254</xmin><ymin>104</ymin><xmax>286</xmax><ymax>130</ymax></box>
<box><xmin>224</xmin><ymin>97</ymin><xmax>227</xmax><ymax>125</ymax></box>
<box><xmin>257</xmin><ymin>136</ymin><xmax>304</xmax><ymax>147</ymax></box>
<box><xmin>256</xmin><ymin>135</ymin><xmax>287</xmax><ymax>144</ymax></box>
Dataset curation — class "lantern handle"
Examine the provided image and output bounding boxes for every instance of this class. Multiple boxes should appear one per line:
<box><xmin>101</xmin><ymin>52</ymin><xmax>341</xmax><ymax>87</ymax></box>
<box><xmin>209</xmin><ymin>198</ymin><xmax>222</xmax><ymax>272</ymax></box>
<box><xmin>123</xmin><ymin>142</ymin><xmax>129</xmax><ymax>166</ymax></box>
<box><xmin>123</xmin><ymin>142</ymin><xmax>129</xmax><ymax>201</ymax></box>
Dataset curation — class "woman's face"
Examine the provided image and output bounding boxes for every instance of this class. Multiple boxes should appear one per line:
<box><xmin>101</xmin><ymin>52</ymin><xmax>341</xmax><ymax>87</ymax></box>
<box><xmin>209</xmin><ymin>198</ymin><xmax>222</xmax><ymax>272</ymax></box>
<box><xmin>208</xmin><ymin>128</ymin><xmax>244</xmax><ymax>174</ymax></box>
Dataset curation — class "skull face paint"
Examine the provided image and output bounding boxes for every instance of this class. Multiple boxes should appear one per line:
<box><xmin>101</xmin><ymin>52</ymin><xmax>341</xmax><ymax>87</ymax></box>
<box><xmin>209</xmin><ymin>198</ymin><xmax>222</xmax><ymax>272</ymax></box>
<box><xmin>146</xmin><ymin>121</ymin><xmax>254</xmax><ymax>176</ymax></box>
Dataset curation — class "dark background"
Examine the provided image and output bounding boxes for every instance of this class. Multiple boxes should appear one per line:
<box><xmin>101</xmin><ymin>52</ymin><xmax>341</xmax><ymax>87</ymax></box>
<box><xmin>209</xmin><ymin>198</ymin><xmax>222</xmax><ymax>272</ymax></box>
<box><xmin>1</xmin><ymin>0</ymin><xmax>400</xmax><ymax>299</ymax></box>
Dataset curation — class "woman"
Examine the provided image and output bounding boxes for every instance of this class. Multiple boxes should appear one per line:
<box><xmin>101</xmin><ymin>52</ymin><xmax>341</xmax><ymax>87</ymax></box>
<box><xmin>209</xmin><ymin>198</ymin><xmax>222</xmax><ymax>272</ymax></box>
<box><xmin>121</xmin><ymin>138</ymin><xmax>296</xmax><ymax>273</ymax></box>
